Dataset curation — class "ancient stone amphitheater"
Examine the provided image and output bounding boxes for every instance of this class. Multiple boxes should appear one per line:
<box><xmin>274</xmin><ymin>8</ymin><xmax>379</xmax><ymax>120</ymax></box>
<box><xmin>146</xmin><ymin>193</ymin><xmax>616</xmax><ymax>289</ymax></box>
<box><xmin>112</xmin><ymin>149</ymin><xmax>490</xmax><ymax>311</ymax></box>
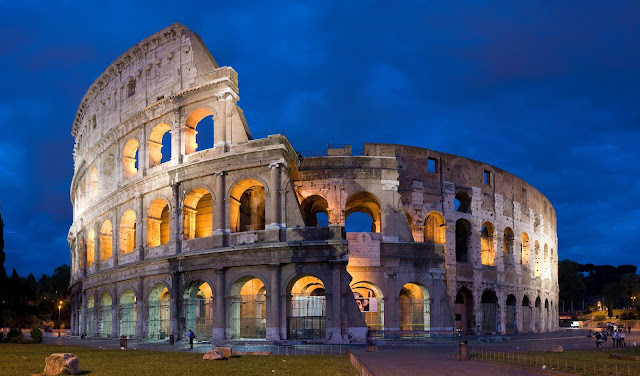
<box><xmin>68</xmin><ymin>24</ymin><xmax>558</xmax><ymax>343</ymax></box>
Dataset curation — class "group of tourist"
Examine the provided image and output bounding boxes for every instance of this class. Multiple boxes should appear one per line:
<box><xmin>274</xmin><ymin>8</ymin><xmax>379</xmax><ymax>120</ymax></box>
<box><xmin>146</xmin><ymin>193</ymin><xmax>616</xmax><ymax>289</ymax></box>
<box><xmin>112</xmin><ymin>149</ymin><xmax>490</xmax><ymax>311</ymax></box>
<box><xmin>595</xmin><ymin>326</ymin><xmax>631</xmax><ymax>349</ymax></box>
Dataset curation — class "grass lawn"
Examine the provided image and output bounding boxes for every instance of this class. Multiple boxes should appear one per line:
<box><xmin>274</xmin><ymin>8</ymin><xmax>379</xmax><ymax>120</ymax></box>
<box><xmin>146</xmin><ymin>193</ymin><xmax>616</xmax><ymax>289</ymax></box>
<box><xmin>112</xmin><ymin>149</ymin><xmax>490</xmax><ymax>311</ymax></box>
<box><xmin>473</xmin><ymin>346</ymin><xmax>640</xmax><ymax>376</ymax></box>
<box><xmin>0</xmin><ymin>344</ymin><xmax>356</xmax><ymax>376</ymax></box>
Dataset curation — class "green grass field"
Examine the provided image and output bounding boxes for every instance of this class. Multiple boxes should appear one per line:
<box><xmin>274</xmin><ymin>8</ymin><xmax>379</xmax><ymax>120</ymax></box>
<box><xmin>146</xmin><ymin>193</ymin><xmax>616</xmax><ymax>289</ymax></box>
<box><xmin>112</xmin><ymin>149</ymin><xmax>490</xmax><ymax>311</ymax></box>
<box><xmin>0</xmin><ymin>344</ymin><xmax>357</xmax><ymax>376</ymax></box>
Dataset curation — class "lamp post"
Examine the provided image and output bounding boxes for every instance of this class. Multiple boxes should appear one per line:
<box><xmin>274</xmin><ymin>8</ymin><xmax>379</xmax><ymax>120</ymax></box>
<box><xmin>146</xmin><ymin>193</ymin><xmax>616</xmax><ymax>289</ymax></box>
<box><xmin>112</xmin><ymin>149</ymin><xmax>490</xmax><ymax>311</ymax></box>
<box><xmin>58</xmin><ymin>301</ymin><xmax>63</xmax><ymax>337</ymax></box>
<box><xmin>632</xmin><ymin>296</ymin><xmax>636</xmax><ymax>307</ymax></box>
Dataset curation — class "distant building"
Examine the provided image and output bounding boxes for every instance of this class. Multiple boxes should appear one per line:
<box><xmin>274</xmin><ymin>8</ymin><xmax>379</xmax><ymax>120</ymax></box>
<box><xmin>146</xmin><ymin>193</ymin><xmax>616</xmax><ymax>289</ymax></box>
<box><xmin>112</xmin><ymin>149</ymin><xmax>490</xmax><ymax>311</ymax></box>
<box><xmin>68</xmin><ymin>24</ymin><xmax>558</xmax><ymax>342</ymax></box>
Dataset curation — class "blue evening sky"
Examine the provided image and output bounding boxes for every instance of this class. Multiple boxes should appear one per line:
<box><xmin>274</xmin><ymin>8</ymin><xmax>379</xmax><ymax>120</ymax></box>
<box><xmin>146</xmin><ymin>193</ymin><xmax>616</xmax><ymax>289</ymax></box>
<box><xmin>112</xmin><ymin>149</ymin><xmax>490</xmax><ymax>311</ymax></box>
<box><xmin>0</xmin><ymin>1</ymin><xmax>638</xmax><ymax>277</ymax></box>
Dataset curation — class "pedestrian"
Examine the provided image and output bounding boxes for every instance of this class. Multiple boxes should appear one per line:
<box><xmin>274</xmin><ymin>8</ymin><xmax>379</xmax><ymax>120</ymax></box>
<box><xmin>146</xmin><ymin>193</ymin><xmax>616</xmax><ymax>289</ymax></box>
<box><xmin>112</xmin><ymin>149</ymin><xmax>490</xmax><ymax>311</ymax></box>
<box><xmin>602</xmin><ymin>331</ymin><xmax>608</xmax><ymax>348</ymax></box>
<box><xmin>629</xmin><ymin>326</ymin><xmax>632</xmax><ymax>334</ymax></box>
<box><xmin>620</xmin><ymin>330</ymin><xmax>626</xmax><ymax>347</ymax></box>
<box><xmin>595</xmin><ymin>331</ymin><xmax>603</xmax><ymax>348</ymax></box>
<box><xmin>188</xmin><ymin>329</ymin><xmax>195</xmax><ymax>350</ymax></box>
<box><xmin>613</xmin><ymin>329</ymin><xmax>619</xmax><ymax>347</ymax></box>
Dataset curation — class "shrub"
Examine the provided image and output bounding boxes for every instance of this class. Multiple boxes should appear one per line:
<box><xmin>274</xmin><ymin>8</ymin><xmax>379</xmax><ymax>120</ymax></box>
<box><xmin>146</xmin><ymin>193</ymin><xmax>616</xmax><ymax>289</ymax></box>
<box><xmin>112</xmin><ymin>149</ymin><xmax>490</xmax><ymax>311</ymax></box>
<box><xmin>622</xmin><ymin>312</ymin><xmax>637</xmax><ymax>320</ymax></box>
<box><xmin>7</xmin><ymin>328</ymin><xmax>23</xmax><ymax>342</ymax></box>
<box><xmin>594</xmin><ymin>314</ymin><xmax>607</xmax><ymax>322</ymax></box>
<box><xmin>0</xmin><ymin>331</ymin><xmax>3</xmax><ymax>342</ymax></box>
<box><xmin>30</xmin><ymin>328</ymin><xmax>43</xmax><ymax>343</ymax></box>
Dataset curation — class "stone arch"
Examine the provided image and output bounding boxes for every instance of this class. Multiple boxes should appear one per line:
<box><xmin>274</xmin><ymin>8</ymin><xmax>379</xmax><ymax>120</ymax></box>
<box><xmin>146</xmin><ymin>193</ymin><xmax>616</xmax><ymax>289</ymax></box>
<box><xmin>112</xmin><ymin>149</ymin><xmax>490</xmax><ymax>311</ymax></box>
<box><xmin>147</xmin><ymin>198</ymin><xmax>171</xmax><ymax>247</ymax></box>
<box><xmin>120</xmin><ymin>210</ymin><xmax>137</xmax><ymax>254</ymax></box>
<box><xmin>99</xmin><ymin>220</ymin><xmax>113</xmax><ymax>261</ymax></box>
<box><xmin>534</xmin><ymin>297</ymin><xmax>542</xmax><ymax>332</ymax></box>
<box><xmin>122</xmin><ymin>138</ymin><xmax>139</xmax><ymax>178</ymax></box>
<box><xmin>345</xmin><ymin>191</ymin><xmax>381</xmax><ymax>233</ymax></box>
<box><xmin>455</xmin><ymin>219</ymin><xmax>471</xmax><ymax>263</ymax></box>
<box><xmin>455</xmin><ymin>287</ymin><xmax>473</xmax><ymax>334</ymax></box>
<box><xmin>481</xmin><ymin>289</ymin><xmax>498</xmax><ymax>333</ymax></box>
<box><xmin>300</xmin><ymin>194</ymin><xmax>329</xmax><ymax>227</ymax></box>
<box><xmin>89</xmin><ymin>167</ymin><xmax>98</xmax><ymax>202</ymax></box>
<box><xmin>229</xmin><ymin>275</ymin><xmax>268</xmax><ymax>339</ymax></box>
<box><xmin>454</xmin><ymin>191</ymin><xmax>472</xmax><ymax>213</ymax></box>
<box><xmin>404</xmin><ymin>209</ymin><xmax>414</xmax><ymax>238</ymax></box>
<box><xmin>521</xmin><ymin>233</ymin><xmax>530</xmax><ymax>265</ymax></box>
<box><xmin>480</xmin><ymin>222</ymin><xmax>496</xmax><ymax>266</ymax></box>
<box><xmin>286</xmin><ymin>274</ymin><xmax>326</xmax><ymax>340</ymax></box>
<box><xmin>505</xmin><ymin>294</ymin><xmax>517</xmax><ymax>334</ymax></box>
<box><xmin>424</xmin><ymin>212</ymin><xmax>445</xmax><ymax>244</ymax></box>
<box><xmin>183</xmin><ymin>280</ymin><xmax>214</xmax><ymax>340</ymax></box>
<box><xmin>148</xmin><ymin>122</ymin><xmax>172</xmax><ymax>167</ymax></box>
<box><xmin>185</xmin><ymin>107</ymin><xmax>216</xmax><ymax>155</ymax></box>
<box><xmin>86</xmin><ymin>295</ymin><xmax>95</xmax><ymax>336</ymax></box>
<box><xmin>522</xmin><ymin>295</ymin><xmax>532</xmax><ymax>333</ymax></box>
<box><xmin>148</xmin><ymin>283</ymin><xmax>171</xmax><ymax>339</ymax></box>
<box><xmin>87</xmin><ymin>228</ymin><xmax>95</xmax><ymax>267</ymax></box>
<box><xmin>99</xmin><ymin>291</ymin><xmax>112</xmax><ymax>337</ymax></box>
<box><xmin>399</xmin><ymin>282</ymin><xmax>430</xmax><ymax>331</ymax></box>
<box><xmin>503</xmin><ymin>227</ymin><xmax>514</xmax><ymax>265</ymax></box>
<box><xmin>350</xmin><ymin>280</ymin><xmax>384</xmax><ymax>330</ymax></box>
<box><xmin>119</xmin><ymin>288</ymin><xmax>137</xmax><ymax>338</ymax></box>
<box><xmin>183</xmin><ymin>187</ymin><xmax>214</xmax><ymax>239</ymax></box>
<box><xmin>544</xmin><ymin>298</ymin><xmax>550</xmax><ymax>331</ymax></box>
<box><xmin>229</xmin><ymin>178</ymin><xmax>266</xmax><ymax>233</ymax></box>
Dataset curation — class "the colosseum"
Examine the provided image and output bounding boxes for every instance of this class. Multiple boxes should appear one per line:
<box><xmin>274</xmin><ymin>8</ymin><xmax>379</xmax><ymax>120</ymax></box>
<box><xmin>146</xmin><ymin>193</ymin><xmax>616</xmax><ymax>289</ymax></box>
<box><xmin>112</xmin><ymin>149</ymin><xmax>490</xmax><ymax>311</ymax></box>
<box><xmin>68</xmin><ymin>23</ymin><xmax>558</xmax><ymax>344</ymax></box>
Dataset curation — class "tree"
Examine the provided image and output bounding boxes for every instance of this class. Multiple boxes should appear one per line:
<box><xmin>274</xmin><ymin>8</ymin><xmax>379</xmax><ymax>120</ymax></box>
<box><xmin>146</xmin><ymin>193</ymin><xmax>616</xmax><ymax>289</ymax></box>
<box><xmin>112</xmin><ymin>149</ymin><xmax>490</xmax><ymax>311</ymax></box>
<box><xmin>620</xmin><ymin>273</ymin><xmax>640</xmax><ymax>305</ymax></box>
<box><xmin>558</xmin><ymin>260</ymin><xmax>586</xmax><ymax>311</ymax></box>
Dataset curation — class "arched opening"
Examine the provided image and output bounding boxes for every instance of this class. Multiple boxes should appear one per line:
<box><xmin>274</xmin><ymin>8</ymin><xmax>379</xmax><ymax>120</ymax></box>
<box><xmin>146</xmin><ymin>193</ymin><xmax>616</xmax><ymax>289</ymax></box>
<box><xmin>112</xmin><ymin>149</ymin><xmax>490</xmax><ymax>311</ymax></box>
<box><xmin>522</xmin><ymin>295</ymin><xmax>532</xmax><ymax>333</ymax></box>
<box><xmin>455</xmin><ymin>219</ymin><xmax>471</xmax><ymax>263</ymax></box>
<box><xmin>345</xmin><ymin>192</ymin><xmax>381</xmax><ymax>232</ymax></box>
<box><xmin>183</xmin><ymin>188</ymin><xmax>213</xmax><ymax>239</ymax></box>
<box><xmin>89</xmin><ymin>167</ymin><xmax>98</xmax><ymax>202</ymax></box>
<box><xmin>148</xmin><ymin>123</ymin><xmax>172</xmax><ymax>168</ymax></box>
<box><xmin>122</xmin><ymin>139</ymin><xmax>139</xmax><ymax>178</ymax></box>
<box><xmin>230</xmin><ymin>179</ymin><xmax>265</xmax><ymax>233</ymax></box>
<box><xmin>480</xmin><ymin>222</ymin><xmax>496</xmax><ymax>266</ymax></box>
<box><xmin>534</xmin><ymin>241</ymin><xmax>541</xmax><ymax>278</ymax></box>
<box><xmin>506</xmin><ymin>294</ymin><xmax>517</xmax><ymax>334</ymax></box>
<box><xmin>455</xmin><ymin>288</ymin><xmax>473</xmax><ymax>334</ymax></box>
<box><xmin>78</xmin><ymin>178</ymin><xmax>86</xmax><ymax>210</ymax></box>
<box><xmin>99</xmin><ymin>292</ymin><xmax>112</xmax><ymax>338</ymax></box>
<box><xmin>300</xmin><ymin>195</ymin><xmax>329</xmax><ymax>227</ymax></box>
<box><xmin>86</xmin><ymin>296</ymin><xmax>95</xmax><ymax>337</ymax></box>
<box><xmin>119</xmin><ymin>289</ymin><xmax>137</xmax><ymax>338</ymax></box>
<box><xmin>425</xmin><ymin>212</ymin><xmax>445</xmax><ymax>244</ymax></box>
<box><xmin>99</xmin><ymin>221</ymin><xmax>112</xmax><ymax>261</ymax></box>
<box><xmin>183</xmin><ymin>281</ymin><xmax>213</xmax><ymax>340</ymax></box>
<box><xmin>405</xmin><ymin>210</ymin><xmax>414</xmax><ymax>237</ymax></box>
<box><xmin>503</xmin><ymin>227</ymin><xmax>514</xmax><ymax>265</ymax></box>
<box><xmin>147</xmin><ymin>199</ymin><xmax>170</xmax><ymax>247</ymax></box>
<box><xmin>481</xmin><ymin>290</ymin><xmax>498</xmax><ymax>333</ymax></box>
<box><xmin>544</xmin><ymin>299</ymin><xmax>550</xmax><ymax>332</ymax></box>
<box><xmin>399</xmin><ymin>283</ymin><xmax>430</xmax><ymax>332</ymax></box>
<box><xmin>543</xmin><ymin>244</ymin><xmax>549</xmax><ymax>279</ymax></box>
<box><xmin>230</xmin><ymin>277</ymin><xmax>266</xmax><ymax>339</ymax></box>
<box><xmin>148</xmin><ymin>284</ymin><xmax>170</xmax><ymax>339</ymax></box>
<box><xmin>185</xmin><ymin>108</ymin><xmax>215</xmax><ymax>155</ymax></box>
<box><xmin>521</xmin><ymin>233</ymin><xmax>530</xmax><ymax>265</ymax></box>
<box><xmin>454</xmin><ymin>191</ymin><xmax>471</xmax><ymax>213</ymax></box>
<box><xmin>87</xmin><ymin>229</ymin><xmax>95</xmax><ymax>267</ymax></box>
<box><xmin>351</xmin><ymin>281</ymin><xmax>384</xmax><ymax>330</ymax></box>
<box><xmin>534</xmin><ymin>297</ymin><xmax>542</xmax><ymax>332</ymax></box>
<box><xmin>287</xmin><ymin>275</ymin><xmax>326</xmax><ymax>340</ymax></box>
<box><xmin>120</xmin><ymin>210</ymin><xmax>136</xmax><ymax>254</ymax></box>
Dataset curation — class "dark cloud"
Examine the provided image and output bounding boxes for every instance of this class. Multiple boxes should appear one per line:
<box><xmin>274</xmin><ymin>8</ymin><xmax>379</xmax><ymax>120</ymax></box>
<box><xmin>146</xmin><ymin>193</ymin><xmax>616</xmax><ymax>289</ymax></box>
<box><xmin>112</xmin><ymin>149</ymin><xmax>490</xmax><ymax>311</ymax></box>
<box><xmin>0</xmin><ymin>1</ymin><xmax>638</xmax><ymax>277</ymax></box>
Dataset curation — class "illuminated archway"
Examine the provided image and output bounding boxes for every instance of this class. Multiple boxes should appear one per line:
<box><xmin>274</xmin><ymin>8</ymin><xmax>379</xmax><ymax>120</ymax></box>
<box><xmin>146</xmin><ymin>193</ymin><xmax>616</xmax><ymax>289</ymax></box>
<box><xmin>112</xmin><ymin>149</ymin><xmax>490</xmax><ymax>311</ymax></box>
<box><xmin>120</xmin><ymin>210</ymin><xmax>136</xmax><ymax>254</ymax></box>
<box><xmin>287</xmin><ymin>275</ymin><xmax>326</xmax><ymax>340</ymax></box>
<box><xmin>399</xmin><ymin>283</ymin><xmax>430</xmax><ymax>332</ymax></box>
<box><xmin>122</xmin><ymin>139</ymin><xmax>139</xmax><ymax>178</ymax></box>
<box><xmin>230</xmin><ymin>277</ymin><xmax>267</xmax><ymax>339</ymax></box>
<box><xmin>86</xmin><ymin>296</ymin><xmax>95</xmax><ymax>336</ymax></box>
<box><xmin>350</xmin><ymin>281</ymin><xmax>384</xmax><ymax>330</ymax></box>
<box><xmin>119</xmin><ymin>289</ymin><xmax>137</xmax><ymax>338</ymax></box>
<box><xmin>99</xmin><ymin>292</ymin><xmax>112</xmax><ymax>337</ymax></box>
<box><xmin>184</xmin><ymin>188</ymin><xmax>213</xmax><ymax>239</ymax></box>
<box><xmin>230</xmin><ymin>179</ymin><xmax>265</xmax><ymax>233</ymax></box>
<box><xmin>521</xmin><ymin>233</ymin><xmax>530</xmax><ymax>265</ymax></box>
<box><xmin>503</xmin><ymin>227</ymin><xmax>514</xmax><ymax>265</ymax></box>
<box><xmin>480</xmin><ymin>222</ymin><xmax>496</xmax><ymax>266</ymax></box>
<box><xmin>99</xmin><ymin>221</ymin><xmax>112</xmax><ymax>261</ymax></box>
<box><xmin>148</xmin><ymin>123</ymin><xmax>172</xmax><ymax>167</ymax></box>
<box><xmin>534</xmin><ymin>241</ymin><xmax>541</xmax><ymax>278</ymax></box>
<box><xmin>148</xmin><ymin>284</ymin><xmax>170</xmax><ymax>339</ymax></box>
<box><xmin>300</xmin><ymin>195</ymin><xmax>329</xmax><ymax>227</ymax></box>
<box><xmin>424</xmin><ymin>212</ymin><xmax>445</xmax><ymax>244</ymax></box>
<box><xmin>87</xmin><ymin>229</ymin><xmax>95</xmax><ymax>267</ymax></box>
<box><xmin>185</xmin><ymin>108</ymin><xmax>215</xmax><ymax>155</ymax></box>
<box><xmin>183</xmin><ymin>281</ymin><xmax>213</xmax><ymax>340</ymax></box>
<box><xmin>89</xmin><ymin>167</ymin><xmax>98</xmax><ymax>201</ymax></box>
<box><xmin>147</xmin><ymin>199</ymin><xmax>170</xmax><ymax>246</ymax></box>
<box><xmin>345</xmin><ymin>191</ymin><xmax>381</xmax><ymax>232</ymax></box>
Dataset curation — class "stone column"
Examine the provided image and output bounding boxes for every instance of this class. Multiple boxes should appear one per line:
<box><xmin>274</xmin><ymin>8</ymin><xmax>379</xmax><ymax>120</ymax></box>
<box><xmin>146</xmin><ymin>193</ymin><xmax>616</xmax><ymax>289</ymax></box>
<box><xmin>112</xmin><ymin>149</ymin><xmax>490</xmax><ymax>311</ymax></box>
<box><xmin>137</xmin><ymin>196</ymin><xmax>145</xmax><ymax>261</ymax></box>
<box><xmin>80</xmin><ymin>292</ymin><xmax>87</xmax><ymax>336</ymax></box>
<box><xmin>112</xmin><ymin>284</ymin><xmax>119</xmax><ymax>338</ymax></box>
<box><xmin>170</xmin><ymin>273</ymin><xmax>181</xmax><ymax>339</ymax></box>
<box><xmin>267</xmin><ymin>162</ymin><xmax>281</xmax><ymax>229</ymax></box>
<box><xmin>113</xmin><ymin>215</ymin><xmax>119</xmax><ymax>267</ymax></box>
<box><xmin>213</xmin><ymin>269</ymin><xmax>225</xmax><ymax>340</ymax></box>
<box><xmin>267</xmin><ymin>264</ymin><xmax>281</xmax><ymax>340</ymax></box>
<box><xmin>80</xmin><ymin>230</ymin><xmax>87</xmax><ymax>277</ymax></box>
<box><xmin>136</xmin><ymin>278</ymin><xmax>144</xmax><ymax>339</ymax></box>
<box><xmin>141</xmin><ymin>122</ymin><xmax>147</xmax><ymax>176</ymax></box>
<box><xmin>93</xmin><ymin>291</ymin><xmax>99</xmax><ymax>337</ymax></box>
<box><xmin>214</xmin><ymin>172</ymin><xmax>226</xmax><ymax>234</ymax></box>
<box><xmin>384</xmin><ymin>273</ymin><xmax>399</xmax><ymax>332</ymax></box>
<box><xmin>94</xmin><ymin>226</ymin><xmax>101</xmax><ymax>272</ymax></box>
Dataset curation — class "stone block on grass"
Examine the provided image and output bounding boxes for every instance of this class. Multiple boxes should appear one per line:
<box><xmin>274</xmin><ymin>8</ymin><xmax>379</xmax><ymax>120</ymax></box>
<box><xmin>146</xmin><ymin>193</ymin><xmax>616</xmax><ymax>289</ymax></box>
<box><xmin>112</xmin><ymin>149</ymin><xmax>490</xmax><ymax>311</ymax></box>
<box><xmin>43</xmin><ymin>353</ymin><xmax>81</xmax><ymax>375</ymax></box>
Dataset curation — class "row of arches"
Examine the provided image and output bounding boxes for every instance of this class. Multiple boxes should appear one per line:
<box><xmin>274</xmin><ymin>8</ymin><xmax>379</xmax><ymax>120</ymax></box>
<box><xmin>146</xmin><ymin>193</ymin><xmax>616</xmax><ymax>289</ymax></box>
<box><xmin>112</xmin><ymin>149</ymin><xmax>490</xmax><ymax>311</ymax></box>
<box><xmin>455</xmin><ymin>288</ymin><xmax>555</xmax><ymax>334</ymax></box>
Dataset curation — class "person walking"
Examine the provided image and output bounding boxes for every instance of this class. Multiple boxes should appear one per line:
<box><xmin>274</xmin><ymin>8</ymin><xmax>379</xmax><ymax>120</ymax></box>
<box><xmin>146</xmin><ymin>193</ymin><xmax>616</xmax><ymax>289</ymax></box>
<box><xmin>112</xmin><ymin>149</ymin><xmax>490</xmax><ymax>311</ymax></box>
<box><xmin>629</xmin><ymin>325</ymin><xmax>632</xmax><ymax>334</ymax></box>
<box><xmin>613</xmin><ymin>329</ymin><xmax>619</xmax><ymax>347</ymax></box>
<box><xmin>188</xmin><ymin>329</ymin><xmax>195</xmax><ymax>350</ymax></box>
<box><xmin>620</xmin><ymin>330</ymin><xmax>626</xmax><ymax>347</ymax></box>
<box><xmin>602</xmin><ymin>331</ymin><xmax>608</xmax><ymax>348</ymax></box>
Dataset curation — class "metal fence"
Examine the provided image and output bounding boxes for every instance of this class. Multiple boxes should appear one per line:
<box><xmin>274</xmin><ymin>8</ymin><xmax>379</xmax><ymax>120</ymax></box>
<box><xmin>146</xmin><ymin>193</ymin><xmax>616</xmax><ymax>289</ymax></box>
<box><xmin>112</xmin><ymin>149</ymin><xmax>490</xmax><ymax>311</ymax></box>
<box><xmin>470</xmin><ymin>347</ymin><xmax>634</xmax><ymax>376</ymax></box>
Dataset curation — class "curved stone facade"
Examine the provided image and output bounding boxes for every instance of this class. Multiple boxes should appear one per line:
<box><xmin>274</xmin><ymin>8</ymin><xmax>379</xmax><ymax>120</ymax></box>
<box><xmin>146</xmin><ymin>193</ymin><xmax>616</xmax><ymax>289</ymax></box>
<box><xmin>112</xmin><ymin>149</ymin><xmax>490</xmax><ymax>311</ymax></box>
<box><xmin>69</xmin><ymin>24</ymin><xmax>558</xmax><ymax>342</ymax></box>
